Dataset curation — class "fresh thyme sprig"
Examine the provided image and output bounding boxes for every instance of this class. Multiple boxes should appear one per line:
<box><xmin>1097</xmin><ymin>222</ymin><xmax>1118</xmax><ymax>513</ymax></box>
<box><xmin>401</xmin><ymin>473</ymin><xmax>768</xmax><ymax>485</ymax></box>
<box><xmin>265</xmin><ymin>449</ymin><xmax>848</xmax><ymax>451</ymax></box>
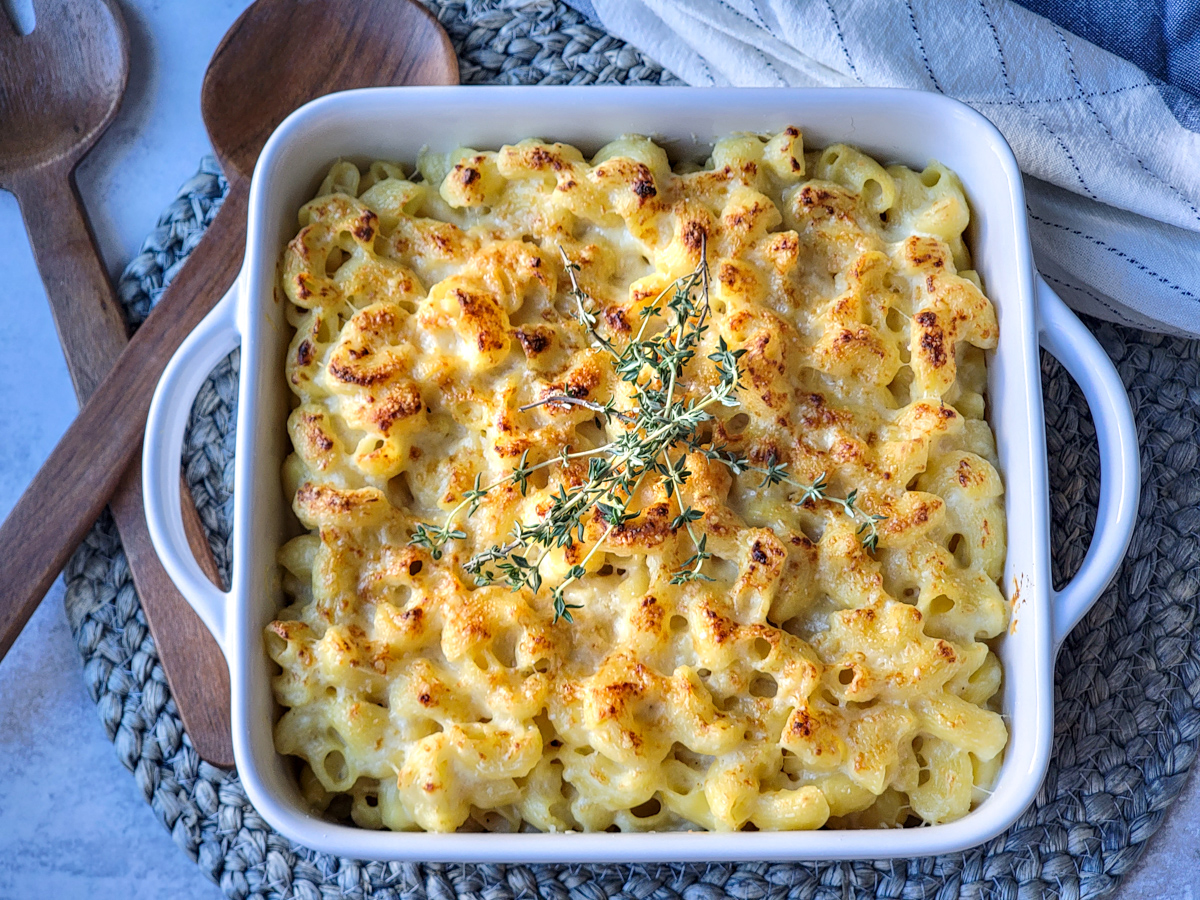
<box><xmin>757</xmin><ymin>465</ymin><xmax>886</xmax><ymax>553</ymax></box>
<box><xmin>409</xmin><ymin>240</ymin><xmax>885</xmax><ymax>622</ymax></box>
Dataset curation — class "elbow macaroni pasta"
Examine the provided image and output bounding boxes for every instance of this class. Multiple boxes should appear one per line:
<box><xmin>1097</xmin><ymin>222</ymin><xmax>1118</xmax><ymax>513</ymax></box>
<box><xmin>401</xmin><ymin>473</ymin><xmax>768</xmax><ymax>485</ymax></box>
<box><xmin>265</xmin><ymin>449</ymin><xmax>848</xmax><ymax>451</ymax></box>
<box><xmin>268</xmin><ymin>128</ymin><xmax>1008</xmax><ymax>833</ymax></box>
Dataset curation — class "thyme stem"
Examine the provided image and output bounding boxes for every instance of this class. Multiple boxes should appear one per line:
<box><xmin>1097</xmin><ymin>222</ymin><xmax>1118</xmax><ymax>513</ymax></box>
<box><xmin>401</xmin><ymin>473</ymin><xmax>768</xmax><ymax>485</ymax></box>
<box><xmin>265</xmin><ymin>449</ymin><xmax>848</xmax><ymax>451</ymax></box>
<box><xmin>410</xmin><ymin>243</ymin><xmax>885</xmax><ymax>621</ymax></box>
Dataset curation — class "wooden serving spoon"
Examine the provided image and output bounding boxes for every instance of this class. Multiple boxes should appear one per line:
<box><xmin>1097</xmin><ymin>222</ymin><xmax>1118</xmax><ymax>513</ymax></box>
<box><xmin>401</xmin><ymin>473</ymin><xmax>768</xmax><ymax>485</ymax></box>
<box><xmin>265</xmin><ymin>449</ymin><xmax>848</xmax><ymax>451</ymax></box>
<box><xmin>0</xmin><ymin>0</ymin><xmax>457</xmax><ymax>757</ymax></box>
<box><xmin>0</xmin><ymin>0</ymin><xmax>231</xmax><ymax>764</ymax></box>
<box><xmin>0</xmin><ymin>0</ymin><xmax>129</xmax><ymax>394</ymax></box>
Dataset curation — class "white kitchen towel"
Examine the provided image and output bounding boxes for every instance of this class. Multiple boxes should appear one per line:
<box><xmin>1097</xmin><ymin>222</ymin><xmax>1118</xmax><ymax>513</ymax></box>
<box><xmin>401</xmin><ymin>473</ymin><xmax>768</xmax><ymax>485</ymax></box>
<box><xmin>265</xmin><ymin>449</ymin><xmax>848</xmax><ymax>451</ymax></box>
<box><xmin>571</xmin><ymin>0</ymin><xmax>1200</xmax><ymax>337</ymax></box>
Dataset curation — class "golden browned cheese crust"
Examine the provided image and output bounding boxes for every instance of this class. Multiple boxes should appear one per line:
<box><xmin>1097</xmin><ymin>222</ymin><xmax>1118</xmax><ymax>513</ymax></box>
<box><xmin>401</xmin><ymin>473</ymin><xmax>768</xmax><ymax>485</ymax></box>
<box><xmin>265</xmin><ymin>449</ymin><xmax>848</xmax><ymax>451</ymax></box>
<box><xmin>268</xmin><ymin>136</ymin><xmax>1007</xmax><ymax>833</ymax></box>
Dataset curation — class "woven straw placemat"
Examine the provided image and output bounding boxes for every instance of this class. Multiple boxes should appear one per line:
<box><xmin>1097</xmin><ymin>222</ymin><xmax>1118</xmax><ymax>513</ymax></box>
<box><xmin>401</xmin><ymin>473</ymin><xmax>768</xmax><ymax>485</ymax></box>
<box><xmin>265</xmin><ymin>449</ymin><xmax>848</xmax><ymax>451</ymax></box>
<box><xmin>63</xmin><ymin>2</ymin><xmax>1200</xmax><ymax>898</ymax></box>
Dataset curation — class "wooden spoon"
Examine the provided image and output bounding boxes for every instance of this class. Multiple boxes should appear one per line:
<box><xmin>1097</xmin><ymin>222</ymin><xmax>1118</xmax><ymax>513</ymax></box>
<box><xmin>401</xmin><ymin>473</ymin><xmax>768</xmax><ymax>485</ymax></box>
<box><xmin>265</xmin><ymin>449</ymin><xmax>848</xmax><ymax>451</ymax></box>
<box><xmin>0</xmin><ymin>0</ymin><xmax>129</xmax><ymax>394</ymax></box>
<box><xmin>0</xmin><ymin>0</ymin><xmax>231</xmax><ymax>764</ymax></box>
<box><xmin>0</xmin><ymin>0</ymin><xmax>457</xmax><ymax>755</ymax></box>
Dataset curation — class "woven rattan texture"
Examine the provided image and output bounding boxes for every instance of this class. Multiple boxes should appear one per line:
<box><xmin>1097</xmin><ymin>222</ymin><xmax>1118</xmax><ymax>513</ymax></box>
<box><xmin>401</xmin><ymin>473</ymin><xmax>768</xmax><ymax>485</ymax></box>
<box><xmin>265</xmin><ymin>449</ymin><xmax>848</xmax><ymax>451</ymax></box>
<box><xmin>62</xmin><ymin>2</ymin><xmax>1200</xmax><ymax>898</ymax></box>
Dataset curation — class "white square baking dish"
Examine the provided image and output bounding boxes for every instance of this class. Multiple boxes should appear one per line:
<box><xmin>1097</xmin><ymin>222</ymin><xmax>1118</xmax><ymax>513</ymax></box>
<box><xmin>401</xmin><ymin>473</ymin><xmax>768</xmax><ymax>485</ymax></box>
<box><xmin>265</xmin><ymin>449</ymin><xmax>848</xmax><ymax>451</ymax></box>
<box><xmin>142</xmin><ymin>87</ymin><xmax>1139</xmax><ymax>863</ymax></box>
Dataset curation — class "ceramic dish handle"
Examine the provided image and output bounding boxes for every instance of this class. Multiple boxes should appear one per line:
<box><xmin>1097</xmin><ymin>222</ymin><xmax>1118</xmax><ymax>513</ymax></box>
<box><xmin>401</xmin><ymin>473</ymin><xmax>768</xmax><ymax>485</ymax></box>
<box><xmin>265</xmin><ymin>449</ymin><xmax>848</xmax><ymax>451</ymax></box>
<box><xmin>143</xmin><ymin>280</ymin><xmax>242</xmax><ymax>655</ymax></box>
<box><xmin>1035</xmin><ymin>277</ymin><xmax>1140</xmax><ymax>649</ymax></box>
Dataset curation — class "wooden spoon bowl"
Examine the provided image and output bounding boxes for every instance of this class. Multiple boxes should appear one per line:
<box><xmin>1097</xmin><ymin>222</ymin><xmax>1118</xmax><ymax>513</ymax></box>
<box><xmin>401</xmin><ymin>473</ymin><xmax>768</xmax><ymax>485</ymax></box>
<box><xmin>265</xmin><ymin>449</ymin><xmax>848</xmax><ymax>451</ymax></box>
<box><xmin>0</xmin><ymin>0</ymin><xmax>127</xmax><ymax>179</ymax></box>
<box><xmin>204</xmin><ymin>0</ymin><xmax>457</xmax><ymax>183</ymax></box>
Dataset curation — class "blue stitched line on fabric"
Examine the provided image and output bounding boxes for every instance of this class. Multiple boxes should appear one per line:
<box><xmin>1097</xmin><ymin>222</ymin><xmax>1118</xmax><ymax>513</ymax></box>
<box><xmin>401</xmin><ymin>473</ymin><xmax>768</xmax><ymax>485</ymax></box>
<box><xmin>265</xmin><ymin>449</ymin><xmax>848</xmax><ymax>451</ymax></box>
<box><xmin>823</xmin><ymin>0</ymin><xmax>860</xmax><ymax>80</ymax></box>
<box><xmin>1029</xmin><ymin>211</ymin><xmax>1200</xmax><ymax>305</ymax></box>
<box><xmin>972</xmin><ymin>82</ymin><xmax>1152</xmax><ymax>106</ymax></box>
<box><xmin>905</xmin><ymin>0</ymin><xmax>943</xmax><ymax>92</ymax></box>
<box><xmin>689</xmin><ymin>47</ymin><xmax>716</xmax><ymax>86</ymax></box>
<box><xmin>752</xmin><ymin>45</ymin><xmax>787</xmax><ymax>86</ymax></box>
<box><xmin>713</xmin><ymin>0</ymin><xmax>788</xmax><ymax>85</ymax></box>
<box><xmin>980</xmin><ymin>0</ymin><xmax>1013</xmax><ymax>87</ymax></box>
<box><xmin>978</xmin><ymin>0</ymin><xmax>1097</xmax><ymax>200</ymax></box>
<box><xmin>748</xmin><ymin>0</ymin><xmax>767</xmax><ymax>28</ymax></box>
<box><xmin>1057</xmin><ymin>27</ymin><xmax>1200</xmax><ymax>225</ymax></box>
<box><xmin>1040</xmin><ymin>271</ymin><xmax>1142</xmax><ymax>327</ymax></box>
<box><xmin>714</xmin><ymin>0</ymin><xmax>765</xmax><ymax>30</ymax></box>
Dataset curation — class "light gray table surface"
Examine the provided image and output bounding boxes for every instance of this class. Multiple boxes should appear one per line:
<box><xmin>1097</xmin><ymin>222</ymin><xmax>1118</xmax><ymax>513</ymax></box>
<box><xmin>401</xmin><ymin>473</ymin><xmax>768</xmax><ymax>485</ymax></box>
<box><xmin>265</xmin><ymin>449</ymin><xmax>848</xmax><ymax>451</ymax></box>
<box><xmin>0</xmin><ymin>1</ymin><xmax>1196</xmax><ymax>898</ymax></box>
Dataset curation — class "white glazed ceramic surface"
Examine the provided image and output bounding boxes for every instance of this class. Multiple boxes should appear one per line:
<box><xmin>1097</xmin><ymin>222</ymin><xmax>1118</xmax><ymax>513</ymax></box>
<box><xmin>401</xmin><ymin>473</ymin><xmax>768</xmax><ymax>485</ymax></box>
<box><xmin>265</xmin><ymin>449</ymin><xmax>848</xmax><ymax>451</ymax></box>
<box><xmin>143</xmin><ymin>87</ymin><xmax>1140</xmax><ymax>863</ymax></box>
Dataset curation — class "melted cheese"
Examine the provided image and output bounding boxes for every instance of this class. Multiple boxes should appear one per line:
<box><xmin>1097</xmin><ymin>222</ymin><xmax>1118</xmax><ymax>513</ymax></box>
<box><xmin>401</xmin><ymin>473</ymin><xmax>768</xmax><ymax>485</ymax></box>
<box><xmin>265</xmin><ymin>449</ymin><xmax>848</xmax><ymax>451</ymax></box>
<box><xmin>268</xmin><ymin>130</ymin><xmax>1007</xmax><ymax>833</ymax></box>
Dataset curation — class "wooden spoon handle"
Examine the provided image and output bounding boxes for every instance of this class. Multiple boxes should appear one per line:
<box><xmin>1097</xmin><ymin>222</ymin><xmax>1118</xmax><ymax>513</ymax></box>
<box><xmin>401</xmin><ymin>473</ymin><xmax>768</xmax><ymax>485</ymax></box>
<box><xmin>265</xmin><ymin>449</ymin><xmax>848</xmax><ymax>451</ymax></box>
<box><xmin>10</xmin><ymin>165</ymin><xmax>130</xmax><ymax>400</ymax></box>
<box><xmin>0</xmin><ymin>183</ymin><xmax>248</xmax><ymax>755</ymax></box>
<box><xmin>108</xmin><ymin>456</ymin><xmax>234</xmax><ymax>765</ymax></box>
<box><xmin>10</xmin><ymin>170</ymin><xmax>224</xmax><ymax>587</ymax></box>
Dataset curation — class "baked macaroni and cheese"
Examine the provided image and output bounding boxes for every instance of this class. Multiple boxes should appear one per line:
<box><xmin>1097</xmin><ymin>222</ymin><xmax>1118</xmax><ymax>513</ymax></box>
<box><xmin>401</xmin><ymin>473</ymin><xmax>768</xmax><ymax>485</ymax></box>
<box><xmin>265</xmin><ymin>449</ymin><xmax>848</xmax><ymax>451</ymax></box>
<box><xmin>267</xmin><ymin>128</ymin><xmax>1008</xmax><ymax>834</ymax></box>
